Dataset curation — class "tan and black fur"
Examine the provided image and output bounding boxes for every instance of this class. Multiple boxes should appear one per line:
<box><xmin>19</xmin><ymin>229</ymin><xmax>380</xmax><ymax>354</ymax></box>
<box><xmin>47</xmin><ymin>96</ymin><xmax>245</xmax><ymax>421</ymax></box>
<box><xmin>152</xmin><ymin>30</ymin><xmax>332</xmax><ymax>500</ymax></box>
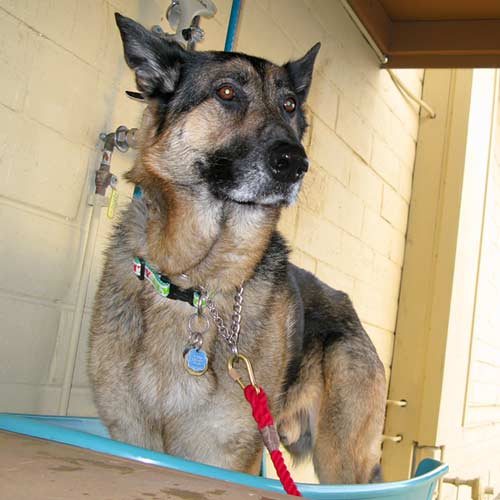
<box><xmin>89</xmin><ymin>13</ymin><xmax>387</xmax><ymax>484</ymax></box>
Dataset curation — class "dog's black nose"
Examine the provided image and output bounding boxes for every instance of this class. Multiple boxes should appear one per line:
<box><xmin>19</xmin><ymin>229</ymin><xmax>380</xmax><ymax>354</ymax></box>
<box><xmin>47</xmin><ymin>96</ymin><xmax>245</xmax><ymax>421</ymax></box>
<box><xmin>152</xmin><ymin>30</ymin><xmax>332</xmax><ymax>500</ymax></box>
<box><xmin>268</xmin><ymin>142</ymin><xmax>309</xmax><ymax>182</ymax></box>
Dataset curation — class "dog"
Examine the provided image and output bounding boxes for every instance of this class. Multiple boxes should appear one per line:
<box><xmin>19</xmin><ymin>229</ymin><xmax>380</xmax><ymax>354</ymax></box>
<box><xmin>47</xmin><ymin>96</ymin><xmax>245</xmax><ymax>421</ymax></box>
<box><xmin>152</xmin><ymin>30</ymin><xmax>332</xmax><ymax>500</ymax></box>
<box><xmin>88</xmin><ymin>13</ymin><xmax>387</xmax><ymax>485</ymax></box>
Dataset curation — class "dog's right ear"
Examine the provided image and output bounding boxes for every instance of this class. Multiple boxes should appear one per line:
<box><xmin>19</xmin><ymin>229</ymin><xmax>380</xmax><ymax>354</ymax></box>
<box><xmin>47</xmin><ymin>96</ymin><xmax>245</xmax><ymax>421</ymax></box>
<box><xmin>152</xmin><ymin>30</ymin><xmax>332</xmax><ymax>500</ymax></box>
<box><xmin>115</xmin><ymin>13</ymin><xmax>186</xmax><ymax>98</ymax></box>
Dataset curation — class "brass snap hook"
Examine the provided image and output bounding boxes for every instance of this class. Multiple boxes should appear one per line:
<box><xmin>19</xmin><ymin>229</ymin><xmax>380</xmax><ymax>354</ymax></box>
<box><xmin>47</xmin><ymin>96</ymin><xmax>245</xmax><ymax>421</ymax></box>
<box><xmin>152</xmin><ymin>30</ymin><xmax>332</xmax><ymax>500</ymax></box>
<box><xmin>227</xmin><ymin>353</ymin><xmax>259</xmax><ymax>394</ymax></box>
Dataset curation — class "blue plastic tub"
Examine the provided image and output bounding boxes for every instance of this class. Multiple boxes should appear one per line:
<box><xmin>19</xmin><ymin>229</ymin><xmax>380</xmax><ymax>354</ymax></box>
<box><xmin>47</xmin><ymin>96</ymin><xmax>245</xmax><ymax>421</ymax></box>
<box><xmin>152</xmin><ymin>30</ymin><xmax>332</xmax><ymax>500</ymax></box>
<box><xmin>0</xmin><ymin>413</ymin><xmax>447</xmax><ymax>499</ymax></box>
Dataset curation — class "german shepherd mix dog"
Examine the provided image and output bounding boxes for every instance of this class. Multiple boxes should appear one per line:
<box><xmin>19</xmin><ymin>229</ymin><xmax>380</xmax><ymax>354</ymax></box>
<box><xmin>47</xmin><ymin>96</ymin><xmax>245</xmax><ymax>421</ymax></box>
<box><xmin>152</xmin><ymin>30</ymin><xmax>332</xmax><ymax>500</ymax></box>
<box><xmin>89</xmin><ymin>13</ymin><xmax>386</xmax><ymax>484</ymax></box>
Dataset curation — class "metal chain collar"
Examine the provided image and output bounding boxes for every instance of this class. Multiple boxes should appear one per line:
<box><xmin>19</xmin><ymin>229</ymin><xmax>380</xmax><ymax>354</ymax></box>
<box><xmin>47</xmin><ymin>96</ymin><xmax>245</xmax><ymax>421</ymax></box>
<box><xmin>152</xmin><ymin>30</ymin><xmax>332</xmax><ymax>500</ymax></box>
<box><xmin>200</xmin><ymin>285</ymin><xmax>244</xmax><ymax>355</ymax></box>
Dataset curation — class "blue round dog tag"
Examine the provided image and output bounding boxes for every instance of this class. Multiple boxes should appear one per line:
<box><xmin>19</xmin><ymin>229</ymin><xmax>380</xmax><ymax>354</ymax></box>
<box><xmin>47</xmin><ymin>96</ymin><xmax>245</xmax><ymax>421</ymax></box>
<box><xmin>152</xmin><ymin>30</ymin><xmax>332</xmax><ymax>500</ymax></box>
<box><xmin>183</xmin><ymin>348</ymin><xmax>208</xmax><ymax>376</ymax></box>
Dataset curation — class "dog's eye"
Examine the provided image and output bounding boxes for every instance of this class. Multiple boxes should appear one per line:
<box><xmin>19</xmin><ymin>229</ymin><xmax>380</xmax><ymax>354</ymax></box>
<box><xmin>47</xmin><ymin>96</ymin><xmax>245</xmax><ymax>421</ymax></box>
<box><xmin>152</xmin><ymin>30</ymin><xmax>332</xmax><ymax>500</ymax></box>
<box><xmin>283</xmin><ymin>97</ymin><xmax>296</xmax><ymax>113</ymax></box>
<box><xmin>217</xmin><ymin>85</ymin><xmax>235</xmax><ymax>101</ymax></box>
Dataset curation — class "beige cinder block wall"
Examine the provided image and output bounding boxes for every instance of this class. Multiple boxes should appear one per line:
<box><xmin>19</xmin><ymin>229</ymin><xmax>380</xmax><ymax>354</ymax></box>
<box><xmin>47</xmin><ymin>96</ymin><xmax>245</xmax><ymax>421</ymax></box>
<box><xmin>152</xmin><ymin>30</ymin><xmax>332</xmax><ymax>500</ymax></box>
<box><xmin>0</xmin><ymin>0</ymin><xmax>169</xmax><ymax>412</ymax></box>
<box><xmin>0</xmin><ymin>0</ymin><xmax>422</xmax><ymax>424</ymax></box>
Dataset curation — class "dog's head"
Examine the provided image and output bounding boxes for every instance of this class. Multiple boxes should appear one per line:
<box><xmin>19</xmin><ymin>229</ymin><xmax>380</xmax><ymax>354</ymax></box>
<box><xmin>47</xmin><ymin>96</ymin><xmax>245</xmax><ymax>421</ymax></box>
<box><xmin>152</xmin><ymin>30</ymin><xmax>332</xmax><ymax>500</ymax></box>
<box><xmin>116</xmin><ymin>14</ymin><xmax>320</xmax><ymax>207</ymax></box>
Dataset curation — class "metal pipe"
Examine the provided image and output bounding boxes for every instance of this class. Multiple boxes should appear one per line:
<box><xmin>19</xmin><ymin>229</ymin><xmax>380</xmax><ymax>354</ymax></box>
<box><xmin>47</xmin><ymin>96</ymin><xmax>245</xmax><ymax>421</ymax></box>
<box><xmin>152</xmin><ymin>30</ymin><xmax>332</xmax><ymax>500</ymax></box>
<box><xmin>95</xmin><ymin>133</ymin><xmax>115</xmax><ymax>196</ymax></box>
<box><xmin>387</xmin><ymin>399</ymin><xmax>408</xmax><ymax>407</ymax></box>
<box><xmin>58</xmin><ymin>126</ymin><xmax>137</xmax><ymax>415</ymax></box>
<box><xmin>443</xmin><ymin>477</ymin><xmax>495</xmax><ymax>500</ymax></box>
<box><xmin>387</xmin><ymin>68</ymin><xmax>437</xmax><ymax>119</ymax></box>
<box><xmin>186</xmin><ymin>15</ymin><xmax>200</xmax><ymax>50</ymax></box>
<box><xmin>339</xmin><ymin>0</ymin><xmax>388</xmax><ymax>65</ymax></box>
<box><xmin>57</xmin><ymin>199</ymin><xmax>102</xmax><ymax>415</ymax></box>
<box><xmin>383</xmin><ymin>434</ymin><xmax>403</xmax><ymax>443</ymax></box>
<box><xmin>224</xmin><ymin>0</ymin><xmax>242</xmax><ymax>52</ymax></box>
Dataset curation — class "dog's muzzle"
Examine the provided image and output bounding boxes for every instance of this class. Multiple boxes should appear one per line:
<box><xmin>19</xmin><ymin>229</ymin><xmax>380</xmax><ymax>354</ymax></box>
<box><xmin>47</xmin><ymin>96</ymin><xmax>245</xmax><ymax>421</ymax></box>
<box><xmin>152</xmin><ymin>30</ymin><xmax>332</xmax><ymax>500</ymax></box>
<box><xmin>268</xmin><ymin>142</ymin><xmax>309</xmax><ymax>183</ymax></box>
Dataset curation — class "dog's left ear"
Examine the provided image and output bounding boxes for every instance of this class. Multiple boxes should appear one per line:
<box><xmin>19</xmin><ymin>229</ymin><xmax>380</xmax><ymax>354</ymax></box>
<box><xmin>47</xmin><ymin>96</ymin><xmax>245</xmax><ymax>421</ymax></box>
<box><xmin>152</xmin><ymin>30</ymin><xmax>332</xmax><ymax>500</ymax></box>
<box><xmin>285</xmin><ymin>43</ymin><xmax>321</xmax><ymax>100</ymax></box>
<box><xmin>115</xmin><ymin>13</ymin><xmax>187</xmax><ymax>98</ymax></box>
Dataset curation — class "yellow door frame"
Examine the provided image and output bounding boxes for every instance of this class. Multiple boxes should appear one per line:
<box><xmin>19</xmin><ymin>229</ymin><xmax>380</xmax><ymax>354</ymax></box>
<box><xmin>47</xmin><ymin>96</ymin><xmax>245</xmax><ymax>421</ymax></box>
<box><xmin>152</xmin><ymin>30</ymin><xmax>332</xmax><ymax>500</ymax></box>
<box><xmin>382</xmin><ymin>69</ymin><xmax>498</xmax><ymax>481</ymax></box>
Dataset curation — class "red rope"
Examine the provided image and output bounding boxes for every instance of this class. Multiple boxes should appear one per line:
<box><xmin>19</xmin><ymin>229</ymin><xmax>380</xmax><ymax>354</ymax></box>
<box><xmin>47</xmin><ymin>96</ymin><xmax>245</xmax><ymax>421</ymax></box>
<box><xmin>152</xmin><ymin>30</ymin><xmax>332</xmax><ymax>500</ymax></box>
<box><xmin>244</xmin><ymin>385</ymin><xmax>302</xmax><ymax>497</ymax></box>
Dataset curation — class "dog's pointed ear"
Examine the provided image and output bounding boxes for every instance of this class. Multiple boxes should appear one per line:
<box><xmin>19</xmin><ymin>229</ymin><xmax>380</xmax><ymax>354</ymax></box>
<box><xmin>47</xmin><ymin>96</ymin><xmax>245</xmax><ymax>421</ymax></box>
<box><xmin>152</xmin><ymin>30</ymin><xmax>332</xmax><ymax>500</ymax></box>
<box><xmin>285</xmin><ymin>42</ymin><xmax>321</xmax><ymax>100</ymax></box>
<box><xmin>115</xmin><ymin>13</ymin><xmax>186</xmax><ymax>98</ymax></box>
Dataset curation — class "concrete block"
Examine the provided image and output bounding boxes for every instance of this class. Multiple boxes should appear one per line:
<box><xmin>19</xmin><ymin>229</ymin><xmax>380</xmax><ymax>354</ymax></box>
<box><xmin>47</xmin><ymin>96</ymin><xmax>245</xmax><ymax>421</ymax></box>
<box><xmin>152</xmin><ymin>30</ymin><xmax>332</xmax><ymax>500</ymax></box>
<box><xmin>99</xmin><ymin>2</ymin><xmax>165</xmax><ymax>76</ymax></box>
<box><xmin>0</xmin><ymin>109</ymin><xmax>93</xmax><ymax>220</ymax></box>
<box><xmin>390</xmin><ymin>229</ymin><xmax>406</xmax><ymax>266</ymax></box>
<box><xmin>0</xmin><ymin>203</ymin><xmax>81</xmax><ymax>302</ymax></box>
<box><xmin>24</xmin><ymin>37</ymin><xmax>99</xmax><ymax>147</ymax></box>
<box><xmin>0</xmin><ymin>106</ymin><xmax>91</xmax><ymax>219</ymax></box>
<box><xmin>17</xmin><ymin>0</ymin><xmax>108</xmax><ymax>69</ymax></box>
<box><xmin>394</xmin><ymin>69</ymin><xmax>424</xmax><ymax>97</ymax></box>
<box><xmin>97</xmin><ymin>2</ymin><xmax>132</xmax><ymax>80</ymax></box>
<box><xmin>278</xmin><ymin>204</ymin><xmax>298</xmax><ymax>243</ymax></box>
<box><xmin>105</xmin><ymin>0</ymin><xmax>142</xmax><ymax>18</ymax></box>
<box><xmin>198</xmin><ymin>16</ymin><xmax>227</xmax><ymax>52</ymax></box>
<box><xmin>290</xmin><ymin>250</ymin><xmax>317</xmax><ymax>274</ymax></box>
<box><xmin>349</xmin><ymin>156</ymin><xmax>383</xmax><ymax>212</ymax></box>
<box><xmin>364</xmin><ymin>323</ymin><xmax>395</xmax><ymax>369</ymax></box>
<box><xmin>29</xmin><ymin>0</ymin><xmax>79</xmax><ymax>47</ymax></box>
<box><xmin>72</xmin><ymin>310</ymin><xmax>92</xmax><ymax>387</ymax></box>
<box><xmin>208</xmin><ymin>0</ymin><xmax>231</xmax><ymax>26</ymax></box>
<box><xmin>376</xmin><ymin>70</ymin><xmax>420</xmax><ymax>131</ymax></box>
<box><xmin>372</xmin><ymin>253</ymin><xmax>402</xmax><ymax>300</ymax></box>
<box><xmin>370</xmin><ymin>134</ymin><xmax>400</xmax><ymax>190</ymax></box>
<box><xmin>308</xmin><ymin>75</ymin><xmax>339</xmax><ymax>131</ymax></box>
<box><xmin>353</xmin><ymin>280</ymin><xmax>398</xmax><ymax>332</ymax></box>
<box><xmin>0</xmin><ymin>295</ymin><xmax>60</xmax><ymax>384</ymax></box>
<box><xmin>399</xmin><ymin>162</ymin><xmax>414</xmax><ymax>203</ymax></box>
<box><xmin>0</xmin><ymin>9</ymin><xmax>37</xmax><ymax>112</ymax></box>
<box><xmin>313</xmin><ymin>3</ymin><xmax>380</xmax><ymax>89</ymax></box>
<box><xmin>316</xmin><ymin>261</ymin><xmax>355</xmax><ymax>297</ymax></box>
<box><xmin>0</xmin><ymin>383</ymin><xmax>44</xmax><ymax>413</ymax></box>
<box><xmin>89</xmin><ymin>72</ymin><xmax>144</xmax><ymax>147</ymax></box>
<box><xmin>390</xmin><ymin>113</ymin><xmax>417</xmax><ymax>165</ymax></box>
<box><xmin>298</xmin><ymin>162</ymin><xmax>328</xmax><ymax>215</ymax></box>
<box><xmin>306</xmin><ymin>0</ymin><xmax>339</xmax><ymax>33</ymax></box>
<box><xmin>237</xmin><ymin>1</ymin><xmax>294</xmax><ymax>63</ymax></box>
<box><xmin>295</xmin><ymin>208</ymin><xmax>343</xmax><ymax>264</ymax></box>
<box><xmin>310</xmin><ymin>37</ymin><xmax>336</xmax><ymax>85</ymax></box>
<box><xmin>336</xmin><ymin>231</ymin><xmax>374</xmax><ymax>283</ymax></box>
<box><xmin>309</xmin><ymin>118</ymin><xmax>350</xmax><ymax>186</ymax></box>
<box><xmin>361</xmin><ymin>208</ymin><xmax>393</xmax><ymax>258</ymax></box>
<box><xmin>358</xmin><ymin>79</ymin><xmax>393</xmax><ymax>137</ymax></box>
<box><xmin>267</xmin><ymin>0</ymin><xmax>325</xmax><ymax>54</ymax></box>
<box><xmin>85</xmin><ymin>227</ymin><xmax>110</xmax><ymax>308</ymax></box>
<box><xmin>336</xmin><ymin>98</ymin><xmax>372</xmax><ymax>164</ymax></box>
<box><xmin>68</xmin><ymin>386</ymin><xmax>98</xmax><ymax>416</ymax></box>
<box><xmin>382</xmin><ymin>184</ymin><xmax>409</xmax><ymax>234</ymax></box>
<box><xmin>324</xmin><ymin>53</ymin><xmax>366</xmax><ymax>109</ymax></box>
<box><xmin>67</xmin><ymin>0</ymin><xmax>108</xmax><ymax>66</ymax></box>
<box><xmin>323</xmin><ymin>177</ymin><xmax>364</xmax><ymax>237</ymax></box>
<box><xmin>0</xmin><ymin>0</ymin><xmax>40</xmax><ymax>27</ymax></box>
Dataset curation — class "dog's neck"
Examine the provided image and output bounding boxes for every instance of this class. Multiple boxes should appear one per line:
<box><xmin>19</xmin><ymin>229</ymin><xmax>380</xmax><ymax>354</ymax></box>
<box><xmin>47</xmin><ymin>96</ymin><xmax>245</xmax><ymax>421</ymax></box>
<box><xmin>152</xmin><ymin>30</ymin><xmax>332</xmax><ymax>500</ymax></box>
<box><xmin>137</xmin><ymin>180</ymin><xmax>280</xmax><ymax>292</ymax></box>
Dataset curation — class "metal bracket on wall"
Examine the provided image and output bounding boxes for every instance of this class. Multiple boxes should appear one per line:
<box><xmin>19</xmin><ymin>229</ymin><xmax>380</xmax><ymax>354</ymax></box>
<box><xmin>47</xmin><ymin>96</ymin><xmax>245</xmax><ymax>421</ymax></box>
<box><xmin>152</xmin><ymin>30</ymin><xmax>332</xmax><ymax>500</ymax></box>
<box><xmin>382</xmin><ymin>399</ymin><xmax>407</xmax><ymax>443</ymax></box>
<box><xmin>411</xmin><ymin>442</ymin><xmax>445</xmax><ymax>477</ymax></box>
<box><xmin>411</xmin><ymin>442</ymin><xmax>446</xmax><ymax>499</ymax></box>
<box><xmin>152</xmin><ymin>0</ymin><xmax>216</xmax><ymax>48</ymax></box>
<box><xmin>443</xmin><ymin>477</ymin><xmax>495</xmax><ymax>500</ymax></box>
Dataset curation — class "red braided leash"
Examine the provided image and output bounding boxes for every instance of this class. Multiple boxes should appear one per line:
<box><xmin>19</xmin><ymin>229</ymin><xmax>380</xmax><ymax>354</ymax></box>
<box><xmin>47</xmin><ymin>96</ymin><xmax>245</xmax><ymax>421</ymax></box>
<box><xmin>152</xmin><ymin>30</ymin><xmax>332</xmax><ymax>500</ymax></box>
<box><xmin>244</xmin><ymin>385</ymin><xmax>302</xmax><ymax>497</ymax></box>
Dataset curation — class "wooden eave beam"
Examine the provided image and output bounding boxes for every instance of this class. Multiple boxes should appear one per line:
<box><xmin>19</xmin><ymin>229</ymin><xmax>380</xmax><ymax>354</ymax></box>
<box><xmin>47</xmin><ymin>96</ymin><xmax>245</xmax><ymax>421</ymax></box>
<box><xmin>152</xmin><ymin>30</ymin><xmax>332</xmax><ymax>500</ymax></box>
<box><xmin>347</xmin><ymin>1</ymin><xmax>500</xmax><ymax>68</ymax></box>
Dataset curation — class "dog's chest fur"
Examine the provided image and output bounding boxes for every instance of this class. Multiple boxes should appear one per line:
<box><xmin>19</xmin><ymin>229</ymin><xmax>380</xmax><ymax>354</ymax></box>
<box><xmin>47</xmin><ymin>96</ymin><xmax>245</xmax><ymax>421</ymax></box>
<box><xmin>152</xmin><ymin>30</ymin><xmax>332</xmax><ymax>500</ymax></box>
<box><xmin>91</xmin><ymin>199</ymin><xmax>294</xmax><ymax>424</ymax></box>
<box><xmin>131</xmin><ymin>297</ymin><xmax>216</xmax><ymax>415</ymax></box>
<box><xmin>133</xmin><ymin>282</ymin><xmax>288</xmax><ymax>410</ymax></box>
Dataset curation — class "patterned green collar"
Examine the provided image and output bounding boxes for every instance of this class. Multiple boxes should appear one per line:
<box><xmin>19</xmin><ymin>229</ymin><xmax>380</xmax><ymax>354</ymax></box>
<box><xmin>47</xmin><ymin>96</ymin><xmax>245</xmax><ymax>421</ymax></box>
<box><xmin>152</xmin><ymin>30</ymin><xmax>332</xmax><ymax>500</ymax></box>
<box><xmin>133</xmin><ymin>257</ymin><xmax>205</xmax><ymax>308</ymax></box>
